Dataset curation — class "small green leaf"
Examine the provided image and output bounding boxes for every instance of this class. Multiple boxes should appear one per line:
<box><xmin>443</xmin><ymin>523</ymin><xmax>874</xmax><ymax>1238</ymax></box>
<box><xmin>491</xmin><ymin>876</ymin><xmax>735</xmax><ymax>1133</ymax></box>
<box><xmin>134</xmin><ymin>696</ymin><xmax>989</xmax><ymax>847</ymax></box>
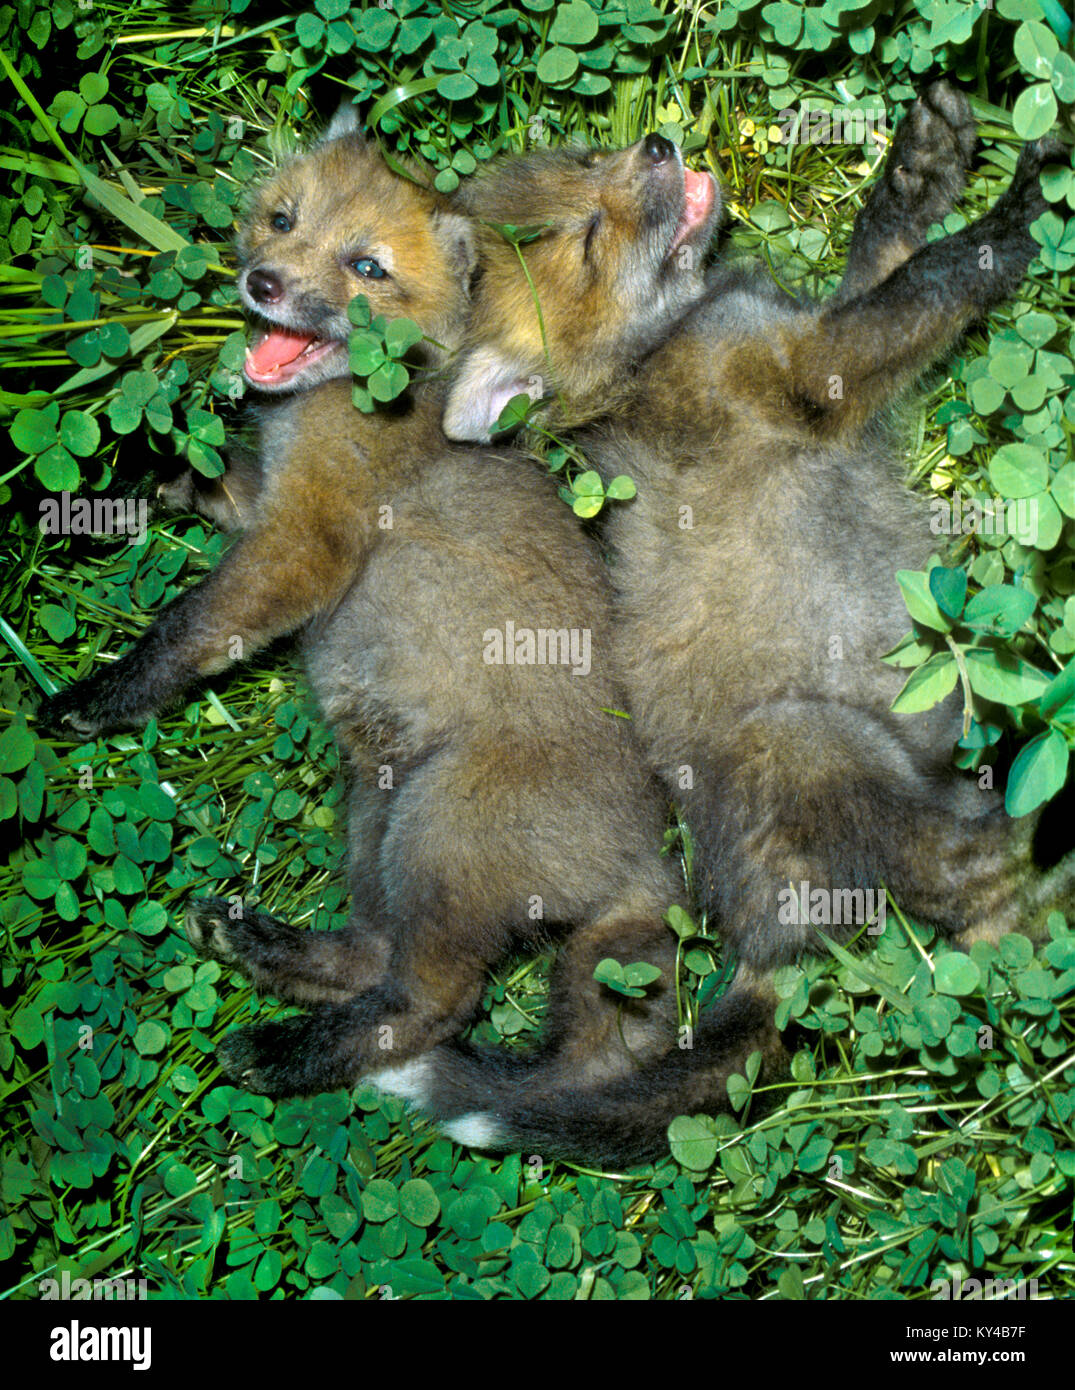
<box><xmin>384</xmin><ymin>317</ymin><xmax>424</xmax><ymax>356</ymax></box>
<box><xmin>1012</xmin><ymin>84</ymin><xmax>1058</xmax><ymax>141</ymax></box>
<box><xmin>962</xmin><ymin>585</ymin><xmax>1036</xmax><ymax>636</ymax></box>
<box><xmin>667</xmin><ymin>1115</ymin><xmax>718</xmax><ymax>1170</ymax></box>
<box><xmin>1005</xmin><ymin>728</ymin><xmax>1069</xmax><ymax>817</ymax></box>
<box><xmin>988</xmin><ymin>442</ymin><xmax>1048</xmax><ymax>498</ymax></box>
<box><xmin>664</xmin><ymin>905</ymin><xmax>697</xmax><ymax>940</ymax></box>
<box><xmin>890</xmin><ymin>654</ymin><xmax>959</xmax><ymax>714</ymax></box>
<box><xmin>1053</xmin><ymin>462</ymin><xmax>1075</xmax><ymax>519</ymax></box>
<box><xmin>963</xmin><ymin>649</ymin><xmax>1049</xmax><ymax>706</ymax></box>
<box><xmin>361</xmin><ymin>1179</ymin><xmax>399</xmax><ymax>1223</ymax></box>
<box><xmin>928</xmin><ymin>565</ymin><xmax>966</xmax><ymax>620</ymax></box>
<box><xmin>572</xmin><ymin>470</ymin><xmax>603</xmax><ymax>497</ymax></box>
<box><xmin>84</xmin><ymin>104</ymin><xmax>121</xmax><ymax>137</ymax></box>
<box><xmin>368</xmin><ymin>360</ymin><xmax>409</xmax><ymax>402</ymax></box>
<box><xmin>881</xmin><ymin>631</ymin><xmax>936</xmax><ymax>668</ymax></box>
<box><xmin>11</xmin><ymin>1006</ymin><xmax>45</xmax><ymax>1048</ymax></box>
<box><xmin>1014</xmin><ymin>310</ymin><xmax>1057</xmax><ymax>347</ymax></box>
<box><xmin>536</xmin><ymin>46</ymin><xmax>579</xmax><ymax>83</ymax></box>
<box><xmin>1051</xmin><ymin>50</ymin><xmax>1075</xmax><ymax>102</ymax></box>
<box><xmin>622</xmin><ymin>962</ymin><xmax>662</xmax><ymax>989</ymax></box>
<box><xmin>398</xmin><ymin>1179</ymin><xmax>440</xmax><ymax>1227</ymax></box>
<box><xmin>11</xmin><ymin>408</ymin><xmax>58</xmax><ymax>455</ymax></box>
<box><xmin>163</xmin><ymin>1161</ymin><xmax>197</xmax><ymax>1196</ymax></box>
<box><xmin>59</xmin><ymin>410</ymin><xmax>100</xmax><ymax>458</ymax></box>
<box><xmin>0</xmin><ymin>715</ymin><xmax>35</xmax><ymax>776</ymax></box>
<box><xmin>79</xmin><ymin>72</ymin><xmax>109</xmax><ymax>105</ymax></box>
<box><xmin>1040</xmin><ymin>659</ymin><xmax>1075</xmax><ymax>720</ymax></box>
<box><xmin>572</xmin><ymin>493</ymin><xmax>605</xmax><ymax>520</ymax></box>
<box><xmin>347</xmin><ymin>296</ymin><xmax>372</xmax><ymax>328</ymax></box>
<box><xmin>1013</xmin><ymin>20</ymin><xmax>1059</xmax><ymax>79</ymax></box>
<box><xmin>593</xmin><ymin>958</ymin><xmax>625</xmax><ymax>988</ymax></box>
<box><xmin>896</xmin><ymin>570</ymin><xmax>951</xmax><ymax>633</ymax></box>
<box><xmin>437</xmin><ymin>71</ymin><xmax>478</xmax><ymax>101</ymax></box>
<box><xmin>296</xmin><ymin>12</ymin><xmax>325</xmax><ymax>46</ymax></box>
<box><xmin>495</xmin><ymin>393</ymin><xmax>535</xmax><ymax>431</ymax></box>
<box><xmin>35</xmin><ymin>445</ymin><xmax>80</xmax><ymax>491</ymax></box>
<box><xmin>604</xmin><ymin>475</ymin><xmax>637</xmax><ymax>501</ymax></box>
<box><xmin>934</xmin><ymin>953</ymin><xmax>982</xmax><ymax>997</ymax></box>
<box><xmin>549</xmin><ymin>1</ymin><xmax>600</xmax><ymax>45</ymax></box>
<box><xmin>134</xmin><ymin>1020</ymin><xmax>169</xmax><ymax>1055</ymax></box>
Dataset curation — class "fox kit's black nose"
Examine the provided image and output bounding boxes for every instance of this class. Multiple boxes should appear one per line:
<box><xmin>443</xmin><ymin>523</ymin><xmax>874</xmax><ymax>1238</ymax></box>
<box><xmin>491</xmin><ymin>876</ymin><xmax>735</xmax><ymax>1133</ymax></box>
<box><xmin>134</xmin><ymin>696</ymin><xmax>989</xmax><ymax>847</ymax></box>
<box><xmin>246</xmin><ymin>268</ymin><xmax>284</xmax><ymax>304</ymax></box>
<box><xmin>642</xmin><ymin>133</ymin><xmax>675</xmax><ymax>165</ymax></box>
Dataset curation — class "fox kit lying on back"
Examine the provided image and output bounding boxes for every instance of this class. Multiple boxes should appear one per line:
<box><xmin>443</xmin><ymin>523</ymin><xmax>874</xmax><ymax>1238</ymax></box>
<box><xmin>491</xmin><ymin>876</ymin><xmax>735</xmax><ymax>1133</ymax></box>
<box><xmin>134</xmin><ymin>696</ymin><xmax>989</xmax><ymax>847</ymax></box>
<box><xmin>37</xmin><ymin>112</ymin><xmax>778</xmax><ymax>1168</ymax></box>
<box><xmin>441</xmin><ymin>86</ymin><xmax>1074</xmax><ymax>1126</ymax></box>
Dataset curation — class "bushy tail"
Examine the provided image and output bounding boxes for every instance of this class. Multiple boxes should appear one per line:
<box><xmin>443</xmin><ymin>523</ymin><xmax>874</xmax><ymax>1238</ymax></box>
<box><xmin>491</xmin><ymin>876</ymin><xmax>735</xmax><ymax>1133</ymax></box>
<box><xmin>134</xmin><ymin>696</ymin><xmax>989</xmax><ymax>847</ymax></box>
<box><xmin>371</xmin><ymin>981</ymin><xmax>781</xmax><ymax>1169</ymax></box>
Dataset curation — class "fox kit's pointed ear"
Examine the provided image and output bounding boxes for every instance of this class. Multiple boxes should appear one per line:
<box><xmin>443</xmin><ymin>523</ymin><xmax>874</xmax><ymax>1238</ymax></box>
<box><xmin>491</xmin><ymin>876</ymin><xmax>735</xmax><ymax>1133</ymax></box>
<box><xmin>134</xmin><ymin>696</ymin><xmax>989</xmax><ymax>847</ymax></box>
<box><xmin>431</xmin><ymin>210</ymin><xmax>479</xmax><ymax>293</ymax></box>
<box><xmin>320</xmin><ymin>101</ymin><xmax>363</xmax><ymax>145</ymax></box>
<box><xmin>443</xmin><ymin>345</ymin><xmax>538</xmax><ymax>442</ymax></box>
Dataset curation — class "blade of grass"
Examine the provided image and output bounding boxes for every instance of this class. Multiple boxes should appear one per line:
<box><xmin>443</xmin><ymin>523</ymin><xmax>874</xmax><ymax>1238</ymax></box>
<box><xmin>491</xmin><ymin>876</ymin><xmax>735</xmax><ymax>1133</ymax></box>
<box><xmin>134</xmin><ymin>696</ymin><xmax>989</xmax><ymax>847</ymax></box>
<box><xmin>0</xmin><ymin>48</ymin><xmax>189</xmax><ymax>254</ymax></box>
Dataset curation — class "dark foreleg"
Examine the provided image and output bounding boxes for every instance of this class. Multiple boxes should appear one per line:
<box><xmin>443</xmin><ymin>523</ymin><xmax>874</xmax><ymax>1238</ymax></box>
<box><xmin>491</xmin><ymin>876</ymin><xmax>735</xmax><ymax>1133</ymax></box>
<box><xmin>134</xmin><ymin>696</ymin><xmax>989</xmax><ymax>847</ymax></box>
<box><xmin>834</xmin><ymin>79</ymin><xmax>977</xmax><ymax>303</ymax></box>
<box><xmin>789</xmin><ymin>137</ymin><xmax>1063</xmax><ymax>431</ymax></box>
<box><xmin>37</xmin><ymin>514</ymin><xmax>355</xmax><ymax>739</ymax></box>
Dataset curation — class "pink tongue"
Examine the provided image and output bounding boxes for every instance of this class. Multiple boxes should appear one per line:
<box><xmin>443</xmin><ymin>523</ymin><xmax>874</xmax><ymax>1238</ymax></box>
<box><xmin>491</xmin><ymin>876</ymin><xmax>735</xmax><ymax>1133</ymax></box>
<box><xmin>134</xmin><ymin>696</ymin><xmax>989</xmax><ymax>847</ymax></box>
<box><xmin>681</xmin><ymin>168</ymin><xmax>714</xmax><ymax>227</ymax></box>
<box><xmin>246</xmin><ymin>328</ymin><xmax>317</xmax><ymax>376</ymax></box>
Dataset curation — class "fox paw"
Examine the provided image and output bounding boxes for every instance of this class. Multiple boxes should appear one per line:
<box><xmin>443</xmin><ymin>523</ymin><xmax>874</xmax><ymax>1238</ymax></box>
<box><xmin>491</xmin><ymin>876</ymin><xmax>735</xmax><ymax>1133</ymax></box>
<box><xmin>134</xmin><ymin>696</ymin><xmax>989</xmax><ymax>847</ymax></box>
<box><xmin>155</xmin><ymin>471</ymin><xmax>195</xmax><ymax>516</ymax></box>
<box><xmin>1004</xmin><ymin>135</ymin><xmax>1066</xmax><ymax>224</ymax></box>
<box><xmin>884</xmin><ymin>79</ymin><xmax>977</xmax><ymax>232</ymax></box>
<box><xmin>216</xmin><ymin>1019</ymin><xmax>314</xmax><ymax>1096</ymax></box>
<box><xmin>184</xmin><ymin>897</ymin><xmax>242</xmax><ymax>964</ymax></box>
<box><xmin>37</xmin><ymin>682</ymin><xmax>119</xmax><ymax>741</ymax></box>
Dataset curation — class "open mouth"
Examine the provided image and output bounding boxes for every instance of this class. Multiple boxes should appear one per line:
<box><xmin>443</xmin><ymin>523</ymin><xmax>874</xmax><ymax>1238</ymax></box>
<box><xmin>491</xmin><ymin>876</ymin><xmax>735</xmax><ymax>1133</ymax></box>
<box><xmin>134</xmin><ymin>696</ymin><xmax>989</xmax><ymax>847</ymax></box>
<box><xmin>243</xmin><ymin>326</ymin><xmax>343</xmax><ymax>386</ymax></box>
<box><xmin>667</xmin><ymin>166</ymin><xmax>716</xmax><ymax>256</ymax></box>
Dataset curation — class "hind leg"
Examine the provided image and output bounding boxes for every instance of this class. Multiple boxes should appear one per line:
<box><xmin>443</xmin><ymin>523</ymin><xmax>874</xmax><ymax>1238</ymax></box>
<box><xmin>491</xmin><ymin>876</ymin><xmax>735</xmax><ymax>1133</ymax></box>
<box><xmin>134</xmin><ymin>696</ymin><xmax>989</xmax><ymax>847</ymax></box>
<box><xmin>214</xmin><ymin>747</ymin><xmax>543</xmax><ymax>1096</ymax></box>
<box><xmin>688</xmin><ymin>705</ymin><xmax>1068</xmax><ymax>967</ymax></box>
<box><xmin>215</xmin><ymin>914</ymin><xmax>496</xmax><ymax>1096</ymax></box>
<box><xmin>185</xmin><ymin>897</ymin><xmax>391</xmax><ymax>1004</ymax></box>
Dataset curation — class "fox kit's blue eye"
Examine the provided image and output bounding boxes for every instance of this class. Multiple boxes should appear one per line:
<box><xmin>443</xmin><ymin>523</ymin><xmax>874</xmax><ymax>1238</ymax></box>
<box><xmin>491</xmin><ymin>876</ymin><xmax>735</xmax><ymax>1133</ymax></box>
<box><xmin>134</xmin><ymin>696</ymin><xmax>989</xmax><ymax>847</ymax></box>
<box><xmin>352</xmin><ymin>258</ymin><xmax>386</xmax><ymax>279</ymax></box>
<box><xmin>271</xmin><ymin>213</ymin><xmax>292</xmax><ymax>233</ymax></box>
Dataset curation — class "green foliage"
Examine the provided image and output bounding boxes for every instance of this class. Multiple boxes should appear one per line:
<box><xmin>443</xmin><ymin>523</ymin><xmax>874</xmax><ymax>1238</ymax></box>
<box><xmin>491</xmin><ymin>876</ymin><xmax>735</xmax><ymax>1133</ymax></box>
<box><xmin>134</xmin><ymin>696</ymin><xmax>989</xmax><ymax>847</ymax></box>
<box><xmin>666</xmin><ymin>909</ymin><xmax>1074</xmax><ymax>1297</ymax></box>
<box><xmin>346</xmin><ymin>293</ymin><xmax>423</xmax><ymax>410</ymax></box>
<box><xmin>1</xmin><ymin>0</ymin><xmax>1073</xmax><ymax>1303</ymax></box>
<box><xmin>888</xmin><ymin>558</ymin><xmax>1074</xmax><ymax>815</ymax></box>
<box><xmin>592</xmin><ymin>956</ymin><xmax>663</xmax><ymax>998</ymax></box>
<box><xmin>558</xmin><ymin>468</ymin><xmax>637</xmax><ymax>519</ymax></box>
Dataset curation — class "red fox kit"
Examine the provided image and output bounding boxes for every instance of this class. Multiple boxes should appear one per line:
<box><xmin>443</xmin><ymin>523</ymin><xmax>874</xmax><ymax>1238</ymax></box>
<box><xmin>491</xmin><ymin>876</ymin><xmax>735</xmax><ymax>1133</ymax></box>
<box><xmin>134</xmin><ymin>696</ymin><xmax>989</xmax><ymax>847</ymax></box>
<box><xmin>444</xmin><ymin>133</ymin><xmax>717</xmax><ymax>437</ymax></box>
<box><xmin>159</xmin><ymin>104</ymin><xmax>478</xmax><ymax>533</ymax></box>
<box><xmin>435</xmin><ymin>87</ymin><xmax>1074</xmax><ymax>1132</ymax></box>
<box><xmin>37</xmin><ymin>113</ymin><xmax>779</xmax><ymax>1168</ymax></box>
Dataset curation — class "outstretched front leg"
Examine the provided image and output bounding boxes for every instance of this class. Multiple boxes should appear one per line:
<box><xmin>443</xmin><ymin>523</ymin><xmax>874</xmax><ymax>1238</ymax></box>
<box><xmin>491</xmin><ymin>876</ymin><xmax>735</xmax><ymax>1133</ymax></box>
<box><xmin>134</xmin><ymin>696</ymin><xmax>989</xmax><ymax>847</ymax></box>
<box><xmin>37</xmin><ymin>505</ymin><xmax>357</xmax><ymax>740</ymax></box>
<box><xmin>833</xmin><ymin>78</ymin><xmax>977</xmax><ymax>303</ymax></box>
<box><xmin>787</xmin><ymin>135</ymin><xmax>1064</xmax><ymax>432</ymax></box>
